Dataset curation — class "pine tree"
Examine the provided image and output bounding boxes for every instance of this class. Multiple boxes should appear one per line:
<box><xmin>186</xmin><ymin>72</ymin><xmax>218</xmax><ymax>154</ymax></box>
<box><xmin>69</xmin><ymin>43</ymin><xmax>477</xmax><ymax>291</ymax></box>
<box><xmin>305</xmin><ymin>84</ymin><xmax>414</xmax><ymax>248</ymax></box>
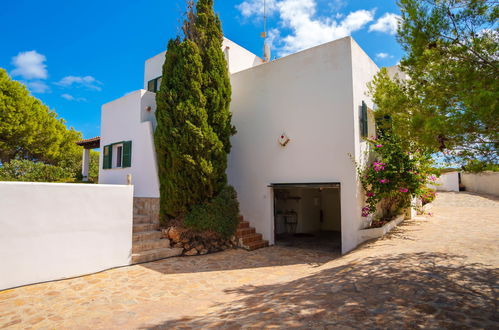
<box><xmin>154</xmin><ymin>38</ymin><xmax>223</xmax><ymax>218</ymax></box>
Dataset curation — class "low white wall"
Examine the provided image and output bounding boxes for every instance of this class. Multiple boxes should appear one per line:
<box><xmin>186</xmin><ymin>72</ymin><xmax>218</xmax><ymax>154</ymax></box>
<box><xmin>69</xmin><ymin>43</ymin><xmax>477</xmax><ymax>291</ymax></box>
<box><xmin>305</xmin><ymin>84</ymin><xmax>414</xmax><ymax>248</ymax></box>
<box><xmin>462</xmin><ymin>171</ymin><xmax>499</xmax><ymax>196</ymax></box>
<box><xmin>0</xmin><ymin>182</ymin><xmax>133</xmax><ymax>290</ymax></box>
<box><xmin>429</xmin><ymin>172</ymin><xmax>460</xmax><ymax>192</ymax></box>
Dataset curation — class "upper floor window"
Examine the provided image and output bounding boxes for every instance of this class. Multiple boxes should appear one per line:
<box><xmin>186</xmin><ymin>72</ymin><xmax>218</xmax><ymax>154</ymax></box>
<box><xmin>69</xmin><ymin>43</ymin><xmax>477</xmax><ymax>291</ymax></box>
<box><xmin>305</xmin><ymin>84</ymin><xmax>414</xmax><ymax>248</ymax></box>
<box><xmin>360</xmin><ymin>101</ymin><xmax>375</xmax><ymax>138</ymax></box>
<box><xmin>147</xmin><ymin>77</ymin><xmax>162</xmax><ymax>93</ymax></box>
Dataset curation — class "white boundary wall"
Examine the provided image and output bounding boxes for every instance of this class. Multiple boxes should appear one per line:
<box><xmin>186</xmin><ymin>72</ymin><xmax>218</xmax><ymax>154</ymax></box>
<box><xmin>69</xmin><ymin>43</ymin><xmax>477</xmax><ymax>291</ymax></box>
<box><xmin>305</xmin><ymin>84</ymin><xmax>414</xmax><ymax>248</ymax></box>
<box><xmin>462</xmin><ymin>171</ymin><xmax>499</xmax><ymax>196</ymax></box>
<box><xmin>0</xmin><ymin>182</ymin><xmax>133</xmax><ymax>290</ymax></box>
<box><xmin>429</xmin><ymin>172</ymin><xmax>460</xmax><ymax>192</ymax></box>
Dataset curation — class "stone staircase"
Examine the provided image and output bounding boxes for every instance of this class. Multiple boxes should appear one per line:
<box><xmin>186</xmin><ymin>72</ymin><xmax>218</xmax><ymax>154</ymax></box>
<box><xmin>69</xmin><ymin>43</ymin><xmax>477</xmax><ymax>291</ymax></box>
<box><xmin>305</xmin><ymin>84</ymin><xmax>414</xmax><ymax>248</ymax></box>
<box><xmin>131</xmin><ymin>211</ymin><xmax>182</xmax><ymax>264</ymax></box>
<box><xmin>236</xmin><ymin>216</ymin><xmax>269</xmax><ymax>251</ymax></box>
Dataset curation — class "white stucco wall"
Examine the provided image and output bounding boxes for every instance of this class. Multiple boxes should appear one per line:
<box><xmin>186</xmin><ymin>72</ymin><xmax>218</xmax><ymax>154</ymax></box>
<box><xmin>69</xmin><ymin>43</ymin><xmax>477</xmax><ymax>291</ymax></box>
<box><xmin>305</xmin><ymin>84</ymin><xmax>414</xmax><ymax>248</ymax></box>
<box><xmin>99</xmin><ymin>90</ymin><xmax>159</xmax><ymax>197</ymax></box>
<box><xmin>143</xmin><ymin>37</ymin><xmax>263</xmax><ymax>88</ymax></box>
<box><xmin>227</xmin><ymin>37</ymin><xmax>375</xmax><ymax>253</ymax></box>
<box><xmin>0</xmin><ymin>182</ymin><xmax>133</xmax><ymax>290</ymax></box>
<box><xmin>429</xmin><ymin>172</ymin><xmax>460</xmax><ymax>192</ymax></box>
<box><xmin>462</xmin><ymin>171</ymin><xmax>499</xmax><ymax>196</ymax></box>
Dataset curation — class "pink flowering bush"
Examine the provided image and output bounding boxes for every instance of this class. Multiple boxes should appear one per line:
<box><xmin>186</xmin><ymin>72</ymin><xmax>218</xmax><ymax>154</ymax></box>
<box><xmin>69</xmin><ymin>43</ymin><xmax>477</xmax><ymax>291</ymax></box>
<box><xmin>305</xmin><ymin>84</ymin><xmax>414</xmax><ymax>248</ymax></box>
<box><xmin>355</xmin><ymin>134</ymin><xmax>436</xmax><ymax>223</ymax></box>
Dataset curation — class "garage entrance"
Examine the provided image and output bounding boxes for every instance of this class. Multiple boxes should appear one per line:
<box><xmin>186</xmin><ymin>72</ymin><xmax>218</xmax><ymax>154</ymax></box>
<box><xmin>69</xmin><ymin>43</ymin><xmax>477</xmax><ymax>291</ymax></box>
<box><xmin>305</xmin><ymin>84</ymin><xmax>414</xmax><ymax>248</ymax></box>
<box><xmin>272</xmin><ymin>183</ymin><xmax>341</xmax><ymax>253</ymax></box>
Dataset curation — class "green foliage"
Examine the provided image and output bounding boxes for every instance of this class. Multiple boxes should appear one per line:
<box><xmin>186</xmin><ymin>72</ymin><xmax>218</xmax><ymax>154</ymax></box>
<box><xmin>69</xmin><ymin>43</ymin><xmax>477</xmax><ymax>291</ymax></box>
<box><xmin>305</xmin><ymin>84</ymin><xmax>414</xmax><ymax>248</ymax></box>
<box><xmin>184</xmin><ymin>0</ymin><xmax>235</xmax><ymax>192</ymax></box>
<box><xmin>74</xmin><ymin>150</ymin><xmax>100</xmax><ymax>183</ymax></box>
<box><xmin>462</xmin><ymin>159</ymin><xmax>499</xmax><ymax>173</ymax></box>
<box><xmin>184</xmin><ymin>186</ymin><xmax>240</xmax><ymax>238</ymax></box>
<box><xmin>0</xmin><ymin>159</ymin><xmax>75</xmax><ymax>182</ymax></box>
<box><xmin>355</xmin><ymin>134</ymin><xmax>437</xmax><ymax>221</ymax></box>
<box><xmin>420</xmin><ymin>187</ymin><xmax>437</xmax><ymax>205</ymax></box>
<box><xmin>0</xmin><ymin>68</ymin><xmax>82</xmax><ymax>167</ymax></box>
<box><xmin>155</xmin><ymin>38</ymin><xmax>223</xmax><ymax>218</ymax></box>
<box><xmin>155</xmin><ymin>0</ymin><xmax>236</xmax><ymax>225</ymax></box>
<box><xmin>369</xmin><ymin>0</ymin><xmax>498</xmax><ymax>168</ymax></box>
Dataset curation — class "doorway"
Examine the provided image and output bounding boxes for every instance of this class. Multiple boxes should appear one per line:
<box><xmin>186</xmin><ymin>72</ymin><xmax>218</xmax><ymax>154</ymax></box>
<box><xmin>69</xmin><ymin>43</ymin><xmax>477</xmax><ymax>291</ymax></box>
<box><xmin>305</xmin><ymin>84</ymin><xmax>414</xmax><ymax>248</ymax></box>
<box><xmin>272</xmin><ymin>183</ymin><xmax>341</xmax><ymax>253</ymax></box>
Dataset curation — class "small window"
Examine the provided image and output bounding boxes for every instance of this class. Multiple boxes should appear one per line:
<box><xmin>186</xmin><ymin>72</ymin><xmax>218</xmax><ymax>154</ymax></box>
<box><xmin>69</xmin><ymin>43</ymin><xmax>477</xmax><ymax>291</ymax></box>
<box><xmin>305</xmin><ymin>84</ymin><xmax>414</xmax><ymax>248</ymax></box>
<box><xmin>147</xmin><ymin>77</ymin><xmax>162</xmax><ymax>93</ymax></box>
<box><xmin>116</xmin><ymin>145</ymin><xmax>123</xmax><ymax>168</ymax></box>
<box><xmin>102</xmin><ymin>141</ymin><xmax>132</xmax><ymax>169</ymax></box>
<box><xmin>360</xmin><ymin>101</ymin><xmax>368</xmax><ymax>138</ymax></box>
<box><xmin>147</xmin><ymin>79</ymin><xmax>156</xmax><ymax>92</ymax></box>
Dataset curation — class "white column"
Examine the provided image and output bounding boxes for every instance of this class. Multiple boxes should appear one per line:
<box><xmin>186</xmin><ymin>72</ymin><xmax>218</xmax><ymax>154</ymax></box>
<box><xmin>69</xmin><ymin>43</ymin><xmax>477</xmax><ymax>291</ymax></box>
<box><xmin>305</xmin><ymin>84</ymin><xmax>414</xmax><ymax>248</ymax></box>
<box><xmin>82</xmin><ymin>149</ymin><xmax>90</xmax><ymax>182</ymax></box>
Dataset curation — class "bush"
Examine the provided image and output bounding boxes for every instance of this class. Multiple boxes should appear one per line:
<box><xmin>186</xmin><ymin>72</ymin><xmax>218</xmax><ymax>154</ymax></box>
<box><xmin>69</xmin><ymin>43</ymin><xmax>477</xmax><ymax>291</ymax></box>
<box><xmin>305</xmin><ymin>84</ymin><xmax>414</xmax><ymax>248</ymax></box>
<box><xmin>355</xmin><ymin>134</ymin><xmax>437</xmax><ymax>221</ymax></box>
<box><xmin>421</xmin><ymin>187</ymin><xmax>437</xmax><ymax>205</ymax></box>
<box><xmin>0</xmin><ymin>159</ymin><xmax>75</xmax><ymax>182</ymax></box>
<box><xmin>183</xmin><ymin>186</ymin><xmax>240</xmax><ymax>238</ymax></box>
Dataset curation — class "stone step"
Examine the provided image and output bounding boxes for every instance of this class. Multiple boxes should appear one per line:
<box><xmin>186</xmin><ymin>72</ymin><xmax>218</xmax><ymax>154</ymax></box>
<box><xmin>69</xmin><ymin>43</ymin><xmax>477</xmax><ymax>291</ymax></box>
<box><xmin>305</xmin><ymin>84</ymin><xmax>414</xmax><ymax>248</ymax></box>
<box><xmin>238</xmin><ymin>221</ymin><xmax>250</xmax><ymax>229</ymax></box>
<box><xmin>132</xmin><ymin>239</ymin><xmax>170</xmax><ymax>253</ymax></box>
<box><xmin>243</xmin><ymin>240</ymin><xmax>269</xmax><ymax>251</ymax></box>
<box><xmin>133</xmin><ymin>214</ymin><xmax>152</xmax><ymax>224</ymax></box>
<box><xmin>133</xmin><ymin>231</ymin><xmax>162</xmax><ymax>242</ymax></box>
<box><xmin>133</xmin><ymin>223</ymin><xmax>159</xmax><ymax>233</ymax></box>
<box><xmin>236</xmin><ymin>227</ymin><xmax>255</xmax><ymax>237</ymax></box>
<box><xmin>242</xmin><ymin>233</ymin><xmax>263</xmax><ymax>244</ymax></box>
<box><xmin>131</xmin><ymin>247</ymin><xmax>183</xmax><ymax>264</ymax></box>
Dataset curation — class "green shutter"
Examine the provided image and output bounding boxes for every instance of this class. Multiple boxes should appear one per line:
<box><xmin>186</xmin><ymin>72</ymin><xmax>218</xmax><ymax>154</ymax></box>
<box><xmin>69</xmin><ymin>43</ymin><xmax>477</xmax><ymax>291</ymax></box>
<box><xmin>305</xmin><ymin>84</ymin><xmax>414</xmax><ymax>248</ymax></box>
<box><xmin>361</xmin><ymin>101</ymin><xmax>368</xmax><ymax>137</ymax></box>
<box><xmin>122</xmin><ymin>141</ymin><xmax>132</xmax><ymax>168</ymax></box>
<box><xmin>103</xmin><ymin>145</ymin><xmax>112</xmax><ymax>169</ymax></box>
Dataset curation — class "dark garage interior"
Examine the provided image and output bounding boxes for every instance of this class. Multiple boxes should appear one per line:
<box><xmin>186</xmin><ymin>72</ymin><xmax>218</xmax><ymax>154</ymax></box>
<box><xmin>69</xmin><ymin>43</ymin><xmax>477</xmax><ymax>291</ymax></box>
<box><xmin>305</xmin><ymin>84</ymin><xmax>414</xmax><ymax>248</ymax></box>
<box><xmin>273</xmin><ymin>183</ymin><xmax>341</xmax><ymax>253</ymax></box>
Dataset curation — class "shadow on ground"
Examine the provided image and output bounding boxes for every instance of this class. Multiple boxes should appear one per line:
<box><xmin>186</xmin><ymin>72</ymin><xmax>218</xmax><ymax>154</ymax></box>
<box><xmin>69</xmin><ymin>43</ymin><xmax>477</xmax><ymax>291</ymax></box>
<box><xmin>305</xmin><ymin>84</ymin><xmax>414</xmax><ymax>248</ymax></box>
<box><xmin>142</xmin><ymin>252</ymin><xmax>498</xmax><ymax>329</ymax></box>
<box><xmin>138</xmin><ymin>245</ymin><xmax>340</xmax><ymax>275</ymax></box>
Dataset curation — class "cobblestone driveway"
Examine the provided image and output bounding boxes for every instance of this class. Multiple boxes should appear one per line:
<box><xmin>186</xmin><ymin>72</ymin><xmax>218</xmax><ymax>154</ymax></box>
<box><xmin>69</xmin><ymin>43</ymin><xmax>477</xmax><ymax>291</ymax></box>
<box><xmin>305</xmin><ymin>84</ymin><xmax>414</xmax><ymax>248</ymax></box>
<box><xmin>0</xmin><ymin>192</ymin><xmax>498</xmax><ymax>329</ymax></box>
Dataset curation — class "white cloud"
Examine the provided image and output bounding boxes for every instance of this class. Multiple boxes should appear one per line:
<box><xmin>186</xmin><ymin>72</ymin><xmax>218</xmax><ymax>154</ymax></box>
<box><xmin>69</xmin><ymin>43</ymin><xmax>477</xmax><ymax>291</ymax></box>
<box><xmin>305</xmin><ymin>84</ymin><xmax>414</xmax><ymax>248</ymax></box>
<box><xmin>237</xmin><ymin>0</ymin><xmax>375</xmax><ymax>56</ymax></box>
<box><xmin>375</xmin><ymin>52</ymin><xmax>391</xmax><ymax>59</ymax></box>
<box><xmin>61</xmin><ymin>93</ymin><xmax>87</xmax><ymax>102</ymax></box>
<box><xmin>369</xmin><ymin>13</ymin><xmax>401</xmax><ymax>35</ymax></box>
<box><xmin>56</xmin><ymin>76</ymin><xmax>103</xmax><ymax>91</ymax></box>
<box><xmin>11</xmin><ymin>50</ymin><xmax>48</xmax><ymax>80</ymax></box>
<box><xmin>278</xmin><ymin>0</ymin><xmax>375</xmax><ymax>55</ymax></box>
<box><xmin>237</xmin><ymin>0</ymin><xmax>278</xmax><ymax>18</ymax></box>
<box><xmin>25</xmin><ymin>81</ymin><xmax>50</xmax><ymax>94</ymax></box>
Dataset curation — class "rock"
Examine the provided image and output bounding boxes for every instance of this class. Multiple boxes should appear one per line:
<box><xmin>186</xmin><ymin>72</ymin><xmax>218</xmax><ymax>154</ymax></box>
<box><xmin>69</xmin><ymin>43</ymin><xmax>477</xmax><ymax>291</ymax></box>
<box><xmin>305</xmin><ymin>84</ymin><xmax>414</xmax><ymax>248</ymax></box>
<box><xmin>168</xmin><ymin>226</ymin><xmax>182</xmax><ymax>242</ymax></box>
<box><xmin>184</xmin><ymin>243</ymin><xmax>191</xmax><ymax>250</ymax></box>
<box><xmin>161</xmin><ymin>228</ymin><xmax>169</xmax><ymax>239</ymax></box>
<box><xmin>173</xmin><ymin>242</ymin><xmax>183</xmax><ymax>248</ymax></box>
<box><xmin>195</xmin><ymin>244</ymin><xmax>204</xmax><ymax>251</ymax></box>
<box><xmin>184</xmin><ymin>248</ymin><xmax>198</xmax><ymax>256</ymax></box>
<box><xmin>200</xmin><ymin>249</ymin><xmax>208</xmax><ymax>255</ymax></box>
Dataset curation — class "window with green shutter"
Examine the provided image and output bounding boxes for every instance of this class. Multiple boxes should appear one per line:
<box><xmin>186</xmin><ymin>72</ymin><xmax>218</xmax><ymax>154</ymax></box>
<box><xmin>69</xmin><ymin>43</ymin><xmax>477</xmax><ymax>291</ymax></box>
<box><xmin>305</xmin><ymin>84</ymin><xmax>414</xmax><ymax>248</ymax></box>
<box><xmin>122</xmin><ymin>141</ymin><xmax>132</xmax><ymax>168</ymax></box>
<box><xmin>361</xmin><ymin>101</ymin><xmax>368</xmax><ymax>138</ymax></box>
<box><xmin>103</xmin><ymin>145</ymin><xmax>112</xmax><ymax>169</ymax></box>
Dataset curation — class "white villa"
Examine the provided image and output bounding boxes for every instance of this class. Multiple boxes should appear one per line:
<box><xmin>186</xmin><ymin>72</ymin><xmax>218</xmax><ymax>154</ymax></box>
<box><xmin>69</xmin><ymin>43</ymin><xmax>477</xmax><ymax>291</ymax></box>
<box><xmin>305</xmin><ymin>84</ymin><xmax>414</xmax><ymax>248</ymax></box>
<box><xmin>96</xmin><ymin>36</ymin><xmax>384</xmax><ymax>254</ymax></box>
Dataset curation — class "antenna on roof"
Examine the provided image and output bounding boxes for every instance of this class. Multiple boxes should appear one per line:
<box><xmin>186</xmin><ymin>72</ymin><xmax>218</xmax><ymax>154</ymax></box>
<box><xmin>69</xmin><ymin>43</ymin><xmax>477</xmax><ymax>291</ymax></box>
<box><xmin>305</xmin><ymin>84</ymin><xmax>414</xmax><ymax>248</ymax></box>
<box><xmin>261</xmin><ymin>0</ymin><xmax>271</xmax><ymax>62</ymax></box>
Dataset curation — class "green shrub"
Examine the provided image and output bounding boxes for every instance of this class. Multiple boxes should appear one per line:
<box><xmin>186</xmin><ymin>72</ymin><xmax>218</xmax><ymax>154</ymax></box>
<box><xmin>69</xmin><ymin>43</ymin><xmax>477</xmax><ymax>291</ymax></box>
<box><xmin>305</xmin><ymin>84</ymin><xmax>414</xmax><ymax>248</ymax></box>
<box><xmin>0</xmin><ymin>159</ymin><xmax>75</xmax><ymax>182</ymax></box>
<box><xmin>183</xmin><ymin>186</ymin><xmax>240</xmax><ymax>238</ymax></box>
<box><xmin>421</xmin><ymin>187</ymin><xmax>437</xmax><ymax>205</ymax></box>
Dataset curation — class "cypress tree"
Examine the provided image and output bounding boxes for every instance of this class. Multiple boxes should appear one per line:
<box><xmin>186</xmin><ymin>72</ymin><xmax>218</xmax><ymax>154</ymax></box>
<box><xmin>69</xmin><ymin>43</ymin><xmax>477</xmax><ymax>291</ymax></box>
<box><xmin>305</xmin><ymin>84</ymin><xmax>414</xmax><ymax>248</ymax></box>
<box><xmin>185</xmin><ymin>0</ymin><xmax>234</xmax><ymax>194</ymax></box>
<box><xmin>154</xmin><ymin>38</ymin><xmax>223</xmax><ymax>218</ymax></box>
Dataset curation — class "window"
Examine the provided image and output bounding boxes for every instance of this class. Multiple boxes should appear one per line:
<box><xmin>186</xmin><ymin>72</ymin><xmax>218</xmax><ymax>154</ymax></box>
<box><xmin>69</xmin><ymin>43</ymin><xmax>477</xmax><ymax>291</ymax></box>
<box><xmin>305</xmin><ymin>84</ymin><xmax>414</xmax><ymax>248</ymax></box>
<box><xmin>116</xmin><ymin>145</ymin><xmax>123</xmax><ymax>168</ymax></box>
<box><xmin>147</xmin><ymin>77</ymin><xmax>162</xmax><ymax>93</ymax></box>
<box><xmin>102</xmin><ymin>141</ymin><xmax>132</xmax><ymax>169</ymax></box>
<box><xmin>360</xmin><ymin>101</ymin><xmax>368</xmax><ymax>138</ymax></box>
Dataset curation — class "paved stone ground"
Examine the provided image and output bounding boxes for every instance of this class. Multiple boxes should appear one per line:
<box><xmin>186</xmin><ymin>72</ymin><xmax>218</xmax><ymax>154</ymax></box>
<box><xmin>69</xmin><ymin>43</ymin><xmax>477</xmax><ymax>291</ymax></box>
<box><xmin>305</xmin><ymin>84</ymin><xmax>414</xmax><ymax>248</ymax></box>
<box><xmin>0</xmin><ymin>192</ymin><xmax>498</xmax><ymax>329</ymax></box>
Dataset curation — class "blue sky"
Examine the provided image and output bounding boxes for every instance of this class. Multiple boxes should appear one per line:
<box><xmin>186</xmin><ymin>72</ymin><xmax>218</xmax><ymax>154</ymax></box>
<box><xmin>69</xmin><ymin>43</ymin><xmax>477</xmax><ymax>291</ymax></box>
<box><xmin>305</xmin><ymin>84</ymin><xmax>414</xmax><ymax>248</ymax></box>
<box><xmin>0</xmin><ymin>0</ymin><xmax>403</xmax><ymax>139</ymax></box>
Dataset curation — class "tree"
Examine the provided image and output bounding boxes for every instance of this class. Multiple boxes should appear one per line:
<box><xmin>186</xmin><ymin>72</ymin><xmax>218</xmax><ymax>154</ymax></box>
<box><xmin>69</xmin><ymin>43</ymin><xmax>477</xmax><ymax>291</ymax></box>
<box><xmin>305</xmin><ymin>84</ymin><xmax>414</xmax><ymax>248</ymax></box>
<box><xmin>369</xmin><ymin>0</ymin><xmax>498</xmax><ymax>166</ymax></box>
<box><xmin>155</xmin><ymin>0</ymin><xmax>235</xmax><ymax>221</ymax></box>
<box><xmin>155</xmin><ymin>38</ymin><xmax>223</xmax><ymax>218</ymax></box>
<box><xmin>0</xmin><ymin>68</ymin><xmax>82</xmax><ymax>166</ymax></box>
<box><xmin>184</xmin><ymin>0</ymin><xmax>235</xmax><ymax>192</ymax></box>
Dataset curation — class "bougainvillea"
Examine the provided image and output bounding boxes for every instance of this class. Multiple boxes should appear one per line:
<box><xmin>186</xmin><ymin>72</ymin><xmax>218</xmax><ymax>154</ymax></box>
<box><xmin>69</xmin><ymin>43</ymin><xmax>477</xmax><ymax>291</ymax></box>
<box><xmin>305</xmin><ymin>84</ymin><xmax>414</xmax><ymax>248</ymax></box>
<box><xmin>355</xmin><ymin>134</ymin><xmax>437</xmax><ymax>221</ymax></box>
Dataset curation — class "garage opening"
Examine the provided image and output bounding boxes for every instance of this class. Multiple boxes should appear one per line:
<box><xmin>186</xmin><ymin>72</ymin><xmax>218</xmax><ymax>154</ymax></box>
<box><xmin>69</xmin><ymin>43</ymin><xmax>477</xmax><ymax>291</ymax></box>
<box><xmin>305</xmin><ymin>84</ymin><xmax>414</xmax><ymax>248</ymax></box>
<box><xmin>272</xmin><ymin>183</ymin><xmax>341</xmax><ymax>253</ymax></box>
